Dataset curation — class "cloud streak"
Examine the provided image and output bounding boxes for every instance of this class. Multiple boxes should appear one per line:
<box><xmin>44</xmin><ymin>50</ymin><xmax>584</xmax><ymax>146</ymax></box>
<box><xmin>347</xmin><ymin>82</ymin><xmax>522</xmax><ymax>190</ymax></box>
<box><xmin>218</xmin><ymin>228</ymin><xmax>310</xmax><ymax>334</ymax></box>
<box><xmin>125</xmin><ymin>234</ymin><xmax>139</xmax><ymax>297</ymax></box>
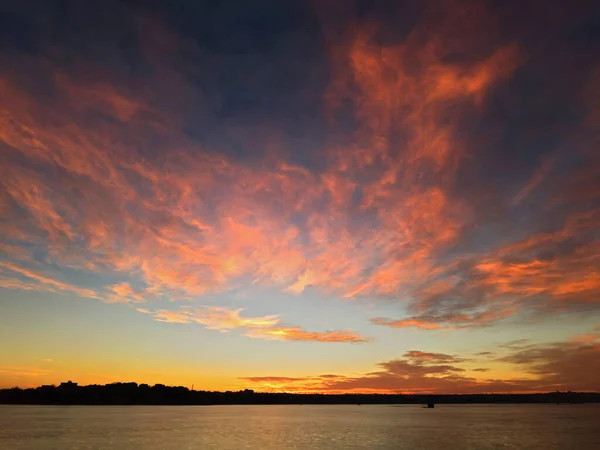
<box><xmin>0</xmin><ymin>262</ymin><xmax>100</xmax><ymax>299</ymax></box>
<box><xmin>137</xmin><ymin>306</ymin><xmax>369</xmax><ymax>343</ymax></box>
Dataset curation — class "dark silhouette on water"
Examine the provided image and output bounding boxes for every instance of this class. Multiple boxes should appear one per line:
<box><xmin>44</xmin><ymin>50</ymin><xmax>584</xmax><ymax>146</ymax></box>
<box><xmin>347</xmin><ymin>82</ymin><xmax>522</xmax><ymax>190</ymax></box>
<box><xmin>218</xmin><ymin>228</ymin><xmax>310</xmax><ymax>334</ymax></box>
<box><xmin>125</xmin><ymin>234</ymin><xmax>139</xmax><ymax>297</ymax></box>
<box><xmin>1</xmin><ymin>382</ymin><xmax>599</xmax><ymax>405</ymax></box>
<box><xmin>426</xmin><ymin>402</ymin><xmax>435</xmax><ymax>408</ymax></box>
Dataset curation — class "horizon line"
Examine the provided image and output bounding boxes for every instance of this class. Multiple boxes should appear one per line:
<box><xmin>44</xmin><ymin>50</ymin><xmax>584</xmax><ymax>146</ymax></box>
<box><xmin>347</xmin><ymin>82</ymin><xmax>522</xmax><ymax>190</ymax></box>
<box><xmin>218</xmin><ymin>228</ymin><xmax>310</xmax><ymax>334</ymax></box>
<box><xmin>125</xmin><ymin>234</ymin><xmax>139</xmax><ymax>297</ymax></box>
<box><xmin>2</xmin><ymin>381</ymin><xmax>599</xmax><ymax>397</ymax></box>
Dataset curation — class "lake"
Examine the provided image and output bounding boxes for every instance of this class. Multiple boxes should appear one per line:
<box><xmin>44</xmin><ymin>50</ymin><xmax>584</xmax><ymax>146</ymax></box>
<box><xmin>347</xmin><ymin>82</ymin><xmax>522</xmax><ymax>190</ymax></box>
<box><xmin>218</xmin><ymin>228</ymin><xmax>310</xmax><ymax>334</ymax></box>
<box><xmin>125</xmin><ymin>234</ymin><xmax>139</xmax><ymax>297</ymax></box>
<box><xmin>1</xmin><ymin>404</ymin><xmax>599</xmax><ymax>449</ymax></box>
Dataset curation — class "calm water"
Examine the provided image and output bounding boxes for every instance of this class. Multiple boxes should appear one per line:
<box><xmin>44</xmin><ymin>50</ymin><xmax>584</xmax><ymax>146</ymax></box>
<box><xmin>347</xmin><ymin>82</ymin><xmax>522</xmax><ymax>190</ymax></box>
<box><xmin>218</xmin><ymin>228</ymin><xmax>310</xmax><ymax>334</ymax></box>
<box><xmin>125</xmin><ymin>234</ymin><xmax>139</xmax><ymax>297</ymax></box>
<box><xmin>1</xmin><ymin>404</ymin><xmax>599</xmax><ymax>449</ymax></box>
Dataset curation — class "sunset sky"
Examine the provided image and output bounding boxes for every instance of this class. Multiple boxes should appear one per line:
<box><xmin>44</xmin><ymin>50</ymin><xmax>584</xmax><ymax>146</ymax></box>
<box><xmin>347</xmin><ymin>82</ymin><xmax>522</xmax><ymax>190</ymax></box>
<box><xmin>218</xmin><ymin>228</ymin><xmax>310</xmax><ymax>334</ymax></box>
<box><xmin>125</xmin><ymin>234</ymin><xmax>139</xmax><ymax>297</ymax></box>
<box><xmin>1</xmin><ymin>0</ymin><xmax>599</xmax><ymax>393</ymax></box>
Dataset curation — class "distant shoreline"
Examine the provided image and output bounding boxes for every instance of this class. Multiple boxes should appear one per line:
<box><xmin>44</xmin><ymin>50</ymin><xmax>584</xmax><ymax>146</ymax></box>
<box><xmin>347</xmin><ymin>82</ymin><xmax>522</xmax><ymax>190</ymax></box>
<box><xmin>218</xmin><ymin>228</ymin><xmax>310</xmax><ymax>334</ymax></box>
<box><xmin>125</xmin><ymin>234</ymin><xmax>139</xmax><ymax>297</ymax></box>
<box><xmin>1</xmin><ymin>382</ymin><xmax>599</xmax><ymax>406</ymax></box>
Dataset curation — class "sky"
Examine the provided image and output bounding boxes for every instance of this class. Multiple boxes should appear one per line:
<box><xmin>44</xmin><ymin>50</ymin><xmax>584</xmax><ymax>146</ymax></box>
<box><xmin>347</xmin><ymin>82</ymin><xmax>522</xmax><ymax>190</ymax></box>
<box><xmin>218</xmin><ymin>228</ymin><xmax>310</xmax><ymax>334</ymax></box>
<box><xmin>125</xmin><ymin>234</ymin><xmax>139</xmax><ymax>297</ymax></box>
<box><xmin>0</xmin><ymin>0</ymin><xmax>599</xmax><ymax>393</ymax></box>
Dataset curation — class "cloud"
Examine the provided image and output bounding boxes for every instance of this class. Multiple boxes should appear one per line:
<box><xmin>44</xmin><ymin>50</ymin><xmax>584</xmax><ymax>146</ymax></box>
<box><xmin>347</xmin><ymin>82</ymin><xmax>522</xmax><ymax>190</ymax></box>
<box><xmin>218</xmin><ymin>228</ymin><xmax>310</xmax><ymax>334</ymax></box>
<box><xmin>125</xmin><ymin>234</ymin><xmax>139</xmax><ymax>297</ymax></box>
<box><xmin>242</xmin><ymin>376</ymin><xmax>309</xmax><ymax>384</ymax></box>
<box><xmin>0</xmin><ymin>0</ymin><xmax>598</xmax><ymax>334</ymax></box>
<box><xmin>0</xmin><ymin>262</ymin><xmax>100</xmax><ymax>299</ymax></box>
<box><xmin>512</xmin><ymin>157</ymin><xmax>555</xmax><ymax>205</ymax></box>
<box><xmin>498</xmin><ymin>331</ymin><xmax>600</xmax><ymax>391</ymax></box>
<box><xmin>244</xmin><ymin>326</ymin><xmax>369</xmax><ymax>343</ymax></box>
<box><xmin>242</xmin><ymin>331</ymin><xmax>600</xmax><ymax>393</ymax></box>
<box><xmin>144</xmin><ymin>306</ymin><xmax>280</xmax><ymax>331</ymax></box>
<box><xmin>403</xmin><ymin>351</ymin><xmax>467</xmax><ymax>363</ymax></box>
<box><xmin>239</xmin><ymin>375</ymin><xmax>348</xmax><ymax>391</ymax></box>
<box><xmin>105</xmin><ymin>282</ymin><xmax>146</xmax><ymax>304</ymax></box>
<box><xmin>242</xmin><ymin>353</ymin><xmax>484</xmax><ymax>394</ymax></box>
<box><xmin>2</xmin><ymin>2</ymin><xmax>499</xmax><ymax>302</ymax></box>
<box><xmin>136</xmin><ymin>308</ymin><xmax>192</xmax><ymax>325</ymax></box>
<box><xmin>0</xmin><ymin>366</ymin><xmax>50</xmax><ymax>378</ymax></box>
<box><xmin>371</xmin><ymin>317</ymin><xmax>447</xmax><ymax>331</ymax></box>
<box><xmin>370</xmin><ymin>207</ymin><xmax>600</xmax><ymax>330</ymax></box>
<box><xmin>499</xmin><ymin>339</ymin><xmax>532</xmax><ymax>350</ymax></box>
<box><xmin>137</xmin><ymin>306</ymin><xmax>369</xmax><ymax>343</ymax></box>
<box><xmin>0</xmin><ymin>262</ymin><xmax>148</xmax><ymax>304</ymax></box>
<box><xmin>370</xmin><ymin>307</ymin><xmax>519</xmax><ymax>331</ymax></box>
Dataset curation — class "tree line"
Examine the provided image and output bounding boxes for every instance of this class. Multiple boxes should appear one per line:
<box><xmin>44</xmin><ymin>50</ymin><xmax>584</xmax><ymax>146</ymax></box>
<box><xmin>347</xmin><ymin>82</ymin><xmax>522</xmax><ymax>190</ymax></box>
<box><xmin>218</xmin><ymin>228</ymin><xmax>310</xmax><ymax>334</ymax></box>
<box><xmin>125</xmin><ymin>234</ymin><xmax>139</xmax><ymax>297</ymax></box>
<box><xmin>1</xmin><ymin>381</ymin><xmax>599</xmax><ymax>405</ymax></box>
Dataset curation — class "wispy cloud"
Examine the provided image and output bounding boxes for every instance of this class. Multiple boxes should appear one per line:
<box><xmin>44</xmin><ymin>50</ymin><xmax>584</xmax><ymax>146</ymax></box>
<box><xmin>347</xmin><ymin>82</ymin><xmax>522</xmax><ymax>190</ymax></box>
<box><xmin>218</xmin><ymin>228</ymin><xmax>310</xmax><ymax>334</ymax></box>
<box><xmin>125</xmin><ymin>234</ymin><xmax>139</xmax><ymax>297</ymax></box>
<box><xmin>0</xmin><ymin>366</ymin><xmax>51</xmax><ymax>378</ymax></box>
<box><xmin>512</xmin><ymin>157</ymin><xmax>555</xmax><ymax>205</ymax></box>
<box><xmin>0</xmin><ymin>262</ymin><xmax>100</xmax><ymax>299</ymax></box>
<box><xmin>105</xmin><ymin>282</ymin><xmax>146</xmax><ymax>304</ymax></box>
<box><xmin>403</xmin><ymin>351</ymin><xmax>467</xmax><ymax>364</ymax></box>
<box><xmin>137</xmin><ymin>306</ymin><xmax>369</xmax><ymax>343</ymax></box>
<box><xmin>0</xmin><ymin>0</ymin><xmax>598</xmax><ymax>337</ymax></box>
<box><xmin>244</xmin><ymin>326</ymin><xmax>369</xmax><ymax>343</ymax></box>
<box><xmin>138</xmin><ymin>306</ymin><xmax>279</xmax><ymax>330</ymax></box>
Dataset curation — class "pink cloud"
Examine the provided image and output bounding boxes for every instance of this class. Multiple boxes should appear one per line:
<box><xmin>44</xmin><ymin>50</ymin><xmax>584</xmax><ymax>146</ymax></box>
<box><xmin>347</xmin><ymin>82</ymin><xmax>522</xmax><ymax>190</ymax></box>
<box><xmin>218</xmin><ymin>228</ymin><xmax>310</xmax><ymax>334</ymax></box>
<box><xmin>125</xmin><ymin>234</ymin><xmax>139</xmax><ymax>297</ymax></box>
<box><xmin>0</xmin><ymin>1</ymin><xmax>597</xmax><ymax>334</ymax></box>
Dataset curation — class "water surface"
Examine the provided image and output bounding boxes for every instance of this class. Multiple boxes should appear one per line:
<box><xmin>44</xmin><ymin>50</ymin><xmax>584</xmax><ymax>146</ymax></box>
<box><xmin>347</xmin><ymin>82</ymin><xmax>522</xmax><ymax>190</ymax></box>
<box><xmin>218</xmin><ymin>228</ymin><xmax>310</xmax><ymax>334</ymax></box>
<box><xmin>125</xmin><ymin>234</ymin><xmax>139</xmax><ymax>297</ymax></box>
<box><xmin>1</xmin><ymin>404</ymin><xmax>599</xmax><ymax>449</ymax></box>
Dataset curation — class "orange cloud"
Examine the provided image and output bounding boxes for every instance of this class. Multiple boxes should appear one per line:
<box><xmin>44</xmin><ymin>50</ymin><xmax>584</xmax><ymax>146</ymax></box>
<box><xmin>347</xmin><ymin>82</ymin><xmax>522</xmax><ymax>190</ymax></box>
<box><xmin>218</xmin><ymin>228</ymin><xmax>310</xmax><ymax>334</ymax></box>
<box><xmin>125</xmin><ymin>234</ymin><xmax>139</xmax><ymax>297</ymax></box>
<box><xmin>242</xmin><ymin>332</ymin><xmax>600</xmax><ymax>393</ymax></box>
<box><xmin>371</xmin><ymin>203</ymin><xmax>599</xmax><ymax>330</ymax></box>
<box><xmin>371</xmin><ymin>318</ymin><xmax>446</xmax><ymax>331</ymax></box>
<box><xmin>0</xmin><ymin>0</ymin><xmax>597</xmax><ymax>335</ymax></box>
<box><xmin>136</xmin><ymin>308</ymin><xmax>192</xmax><ymax>325</ymax></box>
<box><xmin>4</xmin><ymin>53</ymin><xmax>469</xmax><ymax>306</ymax></box>
<box><xmin>105</xmin><ymin>282</ymin><xmax>146</xmax><ymax>304</ymax></box>
<box><xmin>244</xmin><ymin>326</ymin><xmax>369</xmax><ymax>343</ymax></box>
<box><xmin>465</xmin><ymin>214</ymin><xmax>600</xmax><ymax>312</ymax></box>
<box><xmin>137</xmin><ymin>306</ymin><xmax>369</xmax><ymax>343</ymax></box>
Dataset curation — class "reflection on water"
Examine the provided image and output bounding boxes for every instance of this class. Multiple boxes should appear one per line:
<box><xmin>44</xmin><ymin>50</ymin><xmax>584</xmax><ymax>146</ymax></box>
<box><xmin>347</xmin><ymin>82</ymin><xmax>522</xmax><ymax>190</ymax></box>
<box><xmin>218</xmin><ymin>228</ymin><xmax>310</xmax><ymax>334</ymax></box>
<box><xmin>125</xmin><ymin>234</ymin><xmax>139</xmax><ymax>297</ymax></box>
<box><xmin>1</xmin><ymin>404</ymin><xmax>599</xmax><ymax>449</ymax></box>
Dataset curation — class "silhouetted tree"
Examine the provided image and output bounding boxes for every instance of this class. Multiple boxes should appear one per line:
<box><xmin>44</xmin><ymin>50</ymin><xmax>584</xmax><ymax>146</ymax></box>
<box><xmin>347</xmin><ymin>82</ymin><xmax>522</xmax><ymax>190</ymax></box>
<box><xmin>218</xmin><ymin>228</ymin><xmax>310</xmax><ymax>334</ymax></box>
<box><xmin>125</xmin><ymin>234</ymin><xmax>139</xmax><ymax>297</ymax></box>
<box><xmin>1</xmin><ymin>383</ymin><xmax>598</xmax><ymax>405</ymax></box>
